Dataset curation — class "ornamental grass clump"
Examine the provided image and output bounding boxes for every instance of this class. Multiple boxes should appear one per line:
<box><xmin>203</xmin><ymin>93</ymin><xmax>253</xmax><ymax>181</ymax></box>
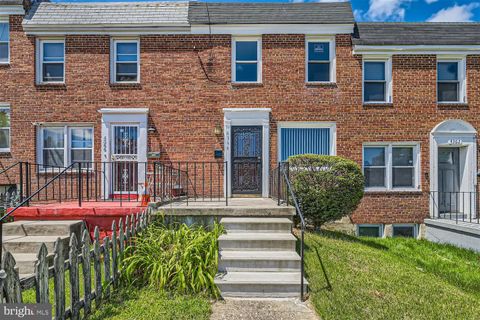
<box><xmin>121</xmin><ymin>222</ymin><xmax>223</xmax><ymax>297</ymax></box>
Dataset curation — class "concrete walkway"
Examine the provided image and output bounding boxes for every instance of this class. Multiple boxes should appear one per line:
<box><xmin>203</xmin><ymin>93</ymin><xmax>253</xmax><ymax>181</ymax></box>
<box><xmin>210</xmin><ymin>299</ymin><xmax>319</xmax><ymax>320</ymax></box>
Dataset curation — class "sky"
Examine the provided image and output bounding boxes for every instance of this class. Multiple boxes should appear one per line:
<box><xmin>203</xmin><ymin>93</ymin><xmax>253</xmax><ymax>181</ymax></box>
<box><xmin>52</xmin><ymin>0</ymin><xmax>480</xmax><ymax>23</ymax></box>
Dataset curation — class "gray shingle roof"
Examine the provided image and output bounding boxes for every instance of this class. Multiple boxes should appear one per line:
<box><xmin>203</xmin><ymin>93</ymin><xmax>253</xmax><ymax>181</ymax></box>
<box><xmin>354</xmin><ymin>23</ymin><xmax>480</xmax><ymax>46</ymax></box>
<box><xmin>188</xmin><ymin>2</ymin><xmax>354</xmax><ymax>25</ymax></box>
<box><xmin>23</xmin><ymin>1</ymin><xmax>189</xmax><ymax>26</ymax></box>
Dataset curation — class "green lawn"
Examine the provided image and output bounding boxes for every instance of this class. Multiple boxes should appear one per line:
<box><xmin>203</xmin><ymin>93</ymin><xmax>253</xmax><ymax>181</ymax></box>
<box><xmin>305</xmin><ymin>231</ymin><xmax>480</xmax><ymax>320</ymax></box>
<box><xmin>89</xmin><ymin>286</ymin><xmax>211</xmax><ymax>320</ymax></box>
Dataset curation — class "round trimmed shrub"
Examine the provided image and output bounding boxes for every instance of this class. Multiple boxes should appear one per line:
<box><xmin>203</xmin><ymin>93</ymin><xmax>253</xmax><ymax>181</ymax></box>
<box><xmin>288</xmin><ymin>154</ymin><xmax>364</xmax><ymax>228</ymax></box>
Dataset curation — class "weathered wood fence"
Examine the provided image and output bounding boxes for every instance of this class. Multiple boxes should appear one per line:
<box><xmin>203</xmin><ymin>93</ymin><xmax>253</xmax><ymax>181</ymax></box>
<box><xmin>0</xmin><ymin>207</ymin><xmax>152</xmax><ymax>319</ymax></box>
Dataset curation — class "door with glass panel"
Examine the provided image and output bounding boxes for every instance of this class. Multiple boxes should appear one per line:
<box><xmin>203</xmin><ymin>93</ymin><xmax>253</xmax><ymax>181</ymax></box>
<box><xmin>438</xmin><ymin>148</ymin><xmax>460</xmax><ymax>213</ymax></box>
<box><xmin>111</xmin><ymin>125</ymin><xmax>139</xmax><ymax>194</ymax></box>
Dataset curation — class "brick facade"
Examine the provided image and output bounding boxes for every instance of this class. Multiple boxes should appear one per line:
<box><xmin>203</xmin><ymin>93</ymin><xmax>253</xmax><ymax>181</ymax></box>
<box><xmin>1</xmin><ymin>15</ymin><xmax>480</xmax><ymax>224</ymax></box>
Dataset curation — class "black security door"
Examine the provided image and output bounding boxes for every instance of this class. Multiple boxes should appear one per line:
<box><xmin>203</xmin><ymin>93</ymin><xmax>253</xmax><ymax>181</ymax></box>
<box><xmin>231</xmin><ymin>126</ymin><xmax>262</xmax><ymax>194</ymax></box>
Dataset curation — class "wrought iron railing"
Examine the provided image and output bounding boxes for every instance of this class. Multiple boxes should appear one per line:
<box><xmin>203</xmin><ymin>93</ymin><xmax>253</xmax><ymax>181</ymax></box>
<box><xmin>430</xmin><ymin>191</ymin><xmax>479</xmax><ymax>224</ymax></box>
<box><xmin>154</xmin><ymin>161</ymin><xmax>228</xmax><ymax>206</ymax></box>
<box><xmin>270</xmin><ymin>162</ymin><xmax>306</xmax><ymax>301</ymax></box>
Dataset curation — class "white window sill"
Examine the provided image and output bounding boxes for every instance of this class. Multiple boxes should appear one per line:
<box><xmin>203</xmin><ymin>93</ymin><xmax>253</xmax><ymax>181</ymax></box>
<box><xmin>0</xmin><ymin>148</ymin><xmax>10</xmax><ymax>153</ymax></box>
<box><xmin>437</xmin><ymin>101</ymin><xmax>467</xmax><ymax>105</ymax></box>
<box><xmin>0</xmin><ymin>62</ymin><xmax>9</xmax><ymax>65</ymax></box>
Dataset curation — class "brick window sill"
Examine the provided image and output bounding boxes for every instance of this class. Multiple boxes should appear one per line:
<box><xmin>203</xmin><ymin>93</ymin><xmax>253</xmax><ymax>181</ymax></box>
<box><xmin>363</xmin><ymin>102</ymin><xmax>394</xmax><ymax>108</ymax></box>
<box><xmin>365</xmin><ymin>190</ymin><xmax>423</xmax><ymax>195</ymax></box>
<box><xmin>437</xmin><ymin>102</ymin><xmax>469</xmax><ymax>109</ymax></box>
<box><xmin>110</xmin><ymin>83</ymin><xmax>142</xmax><ymax>90</ymax></box>
<box><xmin>35</xmin><ymin>83</ymin><xmax>67</xmax><ymax>90</ymax></box>
<box><xmin>305</xmin><ymin>82</ymin><xmax>337</xmax><ymax>88</ymax></box>
<box><xmin>231</xmin><ymin>82</ymin><xmax>264</xmax><ymax>88</ymax></box>
<box><xmin>0</xmin><ymin>152</ymin><xmax>12</xmax><ymax>158</ymax></box>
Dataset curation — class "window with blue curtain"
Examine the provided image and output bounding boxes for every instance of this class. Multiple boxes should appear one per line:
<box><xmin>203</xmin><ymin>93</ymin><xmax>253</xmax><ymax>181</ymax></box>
<box><xmin>280</xmin><ymin>128</ymin><xmax>330</xmax><ymax>161</ymax></box>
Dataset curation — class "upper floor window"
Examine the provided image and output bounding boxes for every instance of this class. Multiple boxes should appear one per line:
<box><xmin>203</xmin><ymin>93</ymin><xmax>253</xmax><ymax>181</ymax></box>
<box><xmin>363</xmin><ymin>143</ymin><xmax>420</xmax><ymax>191</ymax></box>
<box><xmin>363</xmin><ymin>58</ymin><xmax>392</xmax><ymax>103</ymax></box>
<box><xmin>437</xmin><ymin>59</ymin><xmax>466</xmax><ymax>103</ymax></box>
<box><xmin>0</xmin><ymin>20</ymin><xmax>9</xmax><ymax>64</ymax></box>
<box><xmin>0</xmin><ymin>105</ymin><xmax>10</xmax><ymax>152</ymax></box>
<box><xmin>306</xmin><ymin>38</ymin><xmax>335</xmax><ymax>83</ymax></box>
<box><xmin>37</xmin><ymin>39</ymin><xmax>65</xmax><ymax>84</ymax></box>
<box><xmin>232</xmin><ymin>37</ymin><xmax>261</xmax><ymax>83</ymax></box>
<box><xmin>112</xmin><ymin>39</ymin><xmax>139</xmax><ymax>83</ymax></box>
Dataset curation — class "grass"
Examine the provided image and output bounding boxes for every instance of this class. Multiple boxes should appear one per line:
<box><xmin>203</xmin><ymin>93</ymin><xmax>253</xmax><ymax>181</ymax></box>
<box><xmin>305</xmin><ymin>230</ymin><xmax>480</xmax><ymax>320</ymax></box>
<box><xmin>88</xmin><ymin>286</ymin><xmax>211</xmax><ymax>320</ymax></box>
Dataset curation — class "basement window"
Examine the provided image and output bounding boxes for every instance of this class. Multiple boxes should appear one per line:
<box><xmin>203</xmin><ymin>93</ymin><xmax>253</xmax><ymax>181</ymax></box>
<box><xmin>357</xmin><ymin>224</ymin><xmax>383</xmax><ymax>237</ymax></box>
<box><xmin>392</xmin><ymin>224</ymin><xmax>417</xmax><ymax>238</ymax></box>
<box><xmin>0</xmin><ymin>19</ymin><xmax>9</xmax><ymax>64</ymax></box>
<box><xmin>112</xmin><ymin>39</ymin><xmax>140</xmax><ymax>83</ymax></box>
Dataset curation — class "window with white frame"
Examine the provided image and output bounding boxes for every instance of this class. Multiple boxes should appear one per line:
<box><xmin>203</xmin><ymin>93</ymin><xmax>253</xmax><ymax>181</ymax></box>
<box><xmin>0</xmin><ymin>106</ymin><xmax>10</xmax><ymax>152</ymax></box>
<box><xmin>392</xmin><ymin>224</ymin><xmax>417</xmax><ymax>238</ymax></box>
<box><xmin>437</xmin><ymin>59</ymin><xmax>466</xmax><ymax>103</ymax></box>
<box><xmin>232</xmin><ymin>37</ymin><xmax>261</xmax><ymax>83</ymax></box>
<box><xmin>38</xmin><ymin>39</ymin><xmax>65</xmax><ymax>83</ymax></box>
<box><xmin>112</xmin><ymin>39</ymin><xmax>139</xmax><ymax>83</ymax></box>
<box><xmin>363</xmin><ymin>143</ymin><xmax>419</xmax><ymax>190</ymax></box>
<box><xmin>363</xmin><ymin>58</ymin><xmax>392</xmax><ymax>103</ymax></box>
<box><xmin>38</xmin><ymin>126</ymin><xmax>93</xmax><ymax>169</ymax></box>
<box><xmin>0</xmin><ymin>19</ymin><xmax>9</xmax><ymax>64</ymax></box>
<box><xmin>306</xmin><ymin>38</ymin><xmax>335</xmax><ymax>83</ymax></box>
<box><xmin>357</xmin><ymin>224</ymin><xmax>383</xmax><ymax>237</ymax></box>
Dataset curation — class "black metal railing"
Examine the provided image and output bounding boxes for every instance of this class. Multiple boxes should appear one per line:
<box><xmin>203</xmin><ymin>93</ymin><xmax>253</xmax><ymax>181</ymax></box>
<box><xmin>430</xmin><ymin>191</ymin><xmax>479</xmax><ymax>224</ymax></box>
<box><xmin>270</xmin><ymin>162</ymin><xmax>306</xmax><ymax>301</ymax></box>
<box><xmin>154</xmin><ymin>161</ymin><xmax>228</xmax><ymax>206</ymax></box>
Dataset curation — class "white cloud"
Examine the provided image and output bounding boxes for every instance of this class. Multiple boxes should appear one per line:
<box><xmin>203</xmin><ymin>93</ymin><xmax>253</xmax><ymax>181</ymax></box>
<box><xmin>428</xmin><ymin>3</ymin><xmax>480</xmax><ymax>22</ymax></box>
<box><xmin>364</xmin><ymin>0</ymin><xmax>412</xmax><ymax>21</ymax></box>
<box><xmin>425</xmin><ymin>0</ymin><xmax>438</xmax><ymax>4</ymax></box>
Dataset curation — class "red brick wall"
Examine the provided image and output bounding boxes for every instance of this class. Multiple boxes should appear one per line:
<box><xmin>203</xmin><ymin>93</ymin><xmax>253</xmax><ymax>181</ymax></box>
<box><xmin>2</xmin><ymin>15</ymin><xmax>480</xmax><ymax>223</ymax></box>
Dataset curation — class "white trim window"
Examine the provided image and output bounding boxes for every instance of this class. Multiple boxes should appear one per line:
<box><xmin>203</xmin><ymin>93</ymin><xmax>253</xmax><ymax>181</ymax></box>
<box><xmin>112</xmin><ymin>39</ymin><xmax>140</xmax><ymax>83</ymax></box>
<box><xmin>392</xmin><ymin>224</ymin><xmax>418</xmax><ymax>238</ymax></box>
<box><xmin>0</xmin><ymin>18</ymin><xmax>9</xmax><ymax>64</ymax></box>
<box><xmin>37</xmin><ymin>39</ymin><xmax>65</xmax><ymax>84</ymax></box>
<box><xmin>363</xmin><ymin>57</ymin><xmax>392</xmax><ymax>103</ymax></box>
<box><xmin>0</xmin><ymin>105</ymin><xmax>10</xmax><ymax>152</ymax></box>
<box><xmin>363</xmin><ymin>143</ymin><xmax>420</xmax><ymax>191</ymax></box>
<box><xmin>232</xmin><ymin>37</ymin><xmax>261</xmax><ymax>83</ymax></box>
<box><xmin>357</xmin><ymin>224</ymin><xmax>383</xmax><ymax>237</ymax></box>
<box><xmin>38</xmin><ymin>126</ymin><xmax>93</xmax><ymax>169</ymax></box>
<box><xmin>277</xmin><ymin>122</ymin><xmax>336</xmax><ymax>161</ymax></box>
<box><xmin>306</xmin><ymin>37</ymin><xmax>335</xmax><ymax>83</ymax></box>
<box><xmin>437</xmin><ymin>58</ymin><xmax>466</xmax><ymax>103</ymax></box>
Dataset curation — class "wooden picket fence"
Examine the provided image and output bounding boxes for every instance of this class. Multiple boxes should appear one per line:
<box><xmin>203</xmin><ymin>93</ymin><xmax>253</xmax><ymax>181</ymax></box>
<box><xmin>0</xmin><ymin>207</ymin><xmax>153</xmax><ymax>320</ymax></box>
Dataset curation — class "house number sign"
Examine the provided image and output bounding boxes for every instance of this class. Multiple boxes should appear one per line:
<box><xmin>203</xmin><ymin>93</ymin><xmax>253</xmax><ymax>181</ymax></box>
<box><xmin>448</xmin><ymin>139</ymin><xmax>462</xmax><ymax>145</ymax></box>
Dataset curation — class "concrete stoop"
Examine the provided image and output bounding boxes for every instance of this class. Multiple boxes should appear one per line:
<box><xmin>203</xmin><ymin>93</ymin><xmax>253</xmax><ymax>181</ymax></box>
<box><xmin>215</xmin><ymin>217</ymin><xmax>307</xmax><ymax>299</ymax></box>
<box><xmin>1</xmin><ymin>220</ymin><xmax>83</xmax><ymax>277</ymax></box>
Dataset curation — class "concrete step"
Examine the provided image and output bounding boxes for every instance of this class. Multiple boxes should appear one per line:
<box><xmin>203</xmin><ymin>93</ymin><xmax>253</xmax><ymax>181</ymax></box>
<box><xmin>2</xmin><ymin>235</ymin><xmax>70</xmax><ymax>255</ymax></box>
<box><xmin>2</xmin><ymin>220</ymin><xmax>83</xmax><ymax>237</ymax></box>
<box><xmin>10</xmin><ymin>253</ymin><xmax>54</xmax><ymax>275</ymax></box>
<box><xmin>219</xmin><ymin>233</ymin><xmax>297</xmax><ymax>251</ymax></box>
<box><xmin>219</xmin><ymin>250</ymin><xmax>301</xmax><ymax>272</ymax></box>
<box><xmin>220</xmin><ymin>217</ymin><xmax>292</xmax><ymax>233</ymax></box>
<box><xmin>215</xmin><ymin>272</ymin><xmax>308</xmax><ymax>298</ymax></box>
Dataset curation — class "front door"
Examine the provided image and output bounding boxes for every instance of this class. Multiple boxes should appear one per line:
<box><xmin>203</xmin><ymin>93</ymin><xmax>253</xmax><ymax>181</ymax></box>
<box><xmin>438</xmin><ymin>147</ymin><xmax>460</xmax><ymax>213</ymax></box>
<box><xmin>111</xmin><ymin>125</ymin><xmax>139</xmax><ymax>194</ymax></box>
<box><xmin>231</xmin><ymin>126</ymin><xmax>262</xmax><ymax>195</ymax></box>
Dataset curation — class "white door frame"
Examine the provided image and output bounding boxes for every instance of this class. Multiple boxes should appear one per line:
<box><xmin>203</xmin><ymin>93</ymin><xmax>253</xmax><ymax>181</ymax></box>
<box><xmin>430</xmin><ymin>119</ymin><xmax>477</xmax><ymax>218</ymax></box>
<box><xmin>99</xmin><ymin>108</ymin><xmax>149</xmax><ymax>198</ymax></box>
<box><xmin>223</xmin><ymin>108</ymin><xmax>271</xmax><ymax>197</ymax></box>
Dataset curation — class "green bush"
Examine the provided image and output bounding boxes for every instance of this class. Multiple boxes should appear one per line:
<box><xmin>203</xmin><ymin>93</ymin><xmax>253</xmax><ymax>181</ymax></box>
<box><xmin>288</xmin><ymin>154</ymin><xmax>364</xmax><ymax>228</ymax></box>
<box><xmin>121</xmin><ymin>222</ymin><xmax>223</xmax><ymax>298</ymax></box>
